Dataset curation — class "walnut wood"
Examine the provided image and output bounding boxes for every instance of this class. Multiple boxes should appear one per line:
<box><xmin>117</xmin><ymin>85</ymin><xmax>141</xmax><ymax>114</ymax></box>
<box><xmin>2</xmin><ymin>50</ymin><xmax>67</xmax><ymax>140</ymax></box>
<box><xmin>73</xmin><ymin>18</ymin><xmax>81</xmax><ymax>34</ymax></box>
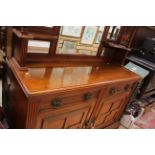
<box><xmin>9</xmin><ymin>26</ymin><xmax>137</xmax><ymax>68</ymax></box>
<box><xmin>12</xmin><ymin>27</ymin><xmax>61</xmax><ymax>67</ymax></box>
<box><xmin>8</xmin><ymin>58</ymin><xmax>140</xmax><ymax>97</ymax></box>
<box><xmin>15</xmin><ymin>26</ymin><xmax>60</xmax><ymax>35</ymax></box>
<box><xmin>3</xmin><ymin>26</ymin><xmax>141</xmax><ymax>129</ymax></box>
<box><xmin>3</xmin><ymin>58</ymin><xmax>141</xmax><ymax>129</ymax></box>
<box><xmin>89</xmin><ymin>92</ymin><xmax>129</xmax><ymax>129</ymax></box>
<box><xmin>12</xmin><ymin>28</ymin><xmax>60</xmax><ymax>40</ymax></box>
<box><xmin>102</xmin><ymin>41</ymin><xmax>132</xmax><ymax>51</ymax></box>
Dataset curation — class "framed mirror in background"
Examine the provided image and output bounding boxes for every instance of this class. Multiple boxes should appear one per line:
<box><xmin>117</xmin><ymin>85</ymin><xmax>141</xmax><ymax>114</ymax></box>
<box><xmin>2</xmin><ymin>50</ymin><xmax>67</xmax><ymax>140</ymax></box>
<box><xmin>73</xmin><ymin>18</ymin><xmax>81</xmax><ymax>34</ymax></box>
<box><xmin>56</xmin><ymin>26</ymin><xmax>105</xmax><ymax>56</ymax></box>
<box><xmin>8</xmin><ymin>26</ymin><xmax>137</xmax><ymax>68</ymax></box>
<box><xmin>27</xmin><ymin>40</ymin><xmax>50</xmax><ymax>54</ymax></box>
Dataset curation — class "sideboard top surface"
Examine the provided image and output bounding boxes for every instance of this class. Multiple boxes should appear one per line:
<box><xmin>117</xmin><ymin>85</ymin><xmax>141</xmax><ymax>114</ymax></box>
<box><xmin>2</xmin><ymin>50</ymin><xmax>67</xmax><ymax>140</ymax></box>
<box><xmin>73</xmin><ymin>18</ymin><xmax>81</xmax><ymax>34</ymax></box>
<box><xmin>8</xmin><ymin>59</ymin><xmax>140</xmax><ymax>97</ymax></box>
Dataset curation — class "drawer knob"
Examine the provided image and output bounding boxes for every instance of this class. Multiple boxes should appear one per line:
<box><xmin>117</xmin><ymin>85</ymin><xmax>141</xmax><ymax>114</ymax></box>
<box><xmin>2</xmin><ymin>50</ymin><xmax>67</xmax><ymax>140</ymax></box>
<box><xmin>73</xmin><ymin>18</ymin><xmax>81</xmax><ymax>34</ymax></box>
<box><xmin>124</xmin><ymin>84</ymin><xmax>130</xmax><ymax>92</ymax></box>
<box><xmin>84</xmin><ymin>92</ymin><xmax>93</xmax><ymax>101</ymax></box>
<box><xmin>109</xmin><ymin>87</ymin><xmax>116</xmax><ymax>96</ymax></box>
<box><xmin>51</xmin><ymin>98</ymin><xmax>62</xmax><ymax>108</ymax></box>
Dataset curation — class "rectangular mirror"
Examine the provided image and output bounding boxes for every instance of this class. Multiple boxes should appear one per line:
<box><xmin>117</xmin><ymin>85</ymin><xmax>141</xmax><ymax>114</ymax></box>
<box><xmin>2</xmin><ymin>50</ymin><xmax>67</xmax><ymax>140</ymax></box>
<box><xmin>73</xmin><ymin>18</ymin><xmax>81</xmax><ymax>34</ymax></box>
<box><xmin>27</xmin><ymin>40</ymin><xmax>50</xmax><ymax>54</ymax></box>
<box><xmin>56</xmin><ymin>26</ymin><xmax>105</xmax><ymax>56</ymax></box>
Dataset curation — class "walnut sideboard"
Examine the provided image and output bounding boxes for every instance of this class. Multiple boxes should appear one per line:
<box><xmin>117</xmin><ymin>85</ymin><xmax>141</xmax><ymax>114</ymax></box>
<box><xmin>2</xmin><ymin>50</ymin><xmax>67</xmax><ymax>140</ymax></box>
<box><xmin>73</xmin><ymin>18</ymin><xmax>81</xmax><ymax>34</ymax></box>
<box><xmin>3</xmin><ymin>58</ymin><xmax>140</xmax><ymax>129</ymax></box>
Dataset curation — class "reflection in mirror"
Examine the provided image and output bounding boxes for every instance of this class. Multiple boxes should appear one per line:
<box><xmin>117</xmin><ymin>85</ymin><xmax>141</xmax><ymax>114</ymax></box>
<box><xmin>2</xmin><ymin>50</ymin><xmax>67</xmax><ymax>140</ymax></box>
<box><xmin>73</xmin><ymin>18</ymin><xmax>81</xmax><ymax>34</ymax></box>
<box><xmin>27</xmin><ymin>40</ymin><xmax>50</xmax><ymax>54</ymax></box>
<box><xmin>26</xmin><ymin>68</ymin><xmax>46</xmax><ymax>79</ymax></box>
<box><xmin>56</xmin><ymin>26</ymin><xmax>105</xmax><ymax>56</ymax></box>
<box><xmin>50</xmin><ymin>67</ymin><xmax>93</xmax><ymax>88</ymax></box>
<box><xmin>61</xmin><ymin>41</ymin><xmax>77</xmax><ymax>54</ymax></box>
<box><xmin>62</xmin><ymin>67</ymin><xmax>92</xmax><ymax>87</ymax></box>
<box><xmin>101</xmin><ymin>48</ymin><xmax>106</xmax><ymax>56</ymax></box>
<box><xmin>107</xmin><ymin>26</ymin><xmax>121</xmax><ymax>41</ymax></box>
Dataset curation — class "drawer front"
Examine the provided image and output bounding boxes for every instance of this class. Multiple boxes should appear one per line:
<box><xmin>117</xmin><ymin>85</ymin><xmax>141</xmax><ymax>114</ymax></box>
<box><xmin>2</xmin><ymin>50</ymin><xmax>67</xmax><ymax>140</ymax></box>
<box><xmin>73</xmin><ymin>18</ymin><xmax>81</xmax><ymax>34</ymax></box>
<box><xmin>104</xmin><ymin>81</ymin><xmax>134</xmax><ymax>99</ymax></box>
<box><xmin>38</xmin><ymin>89</ymin><xmax>100</xmax><ymax>112</ymax></box>
<box><xmin>35</xmin><ymin>89</ymin><xmax>101</xmax><ymax>128</ymax></box>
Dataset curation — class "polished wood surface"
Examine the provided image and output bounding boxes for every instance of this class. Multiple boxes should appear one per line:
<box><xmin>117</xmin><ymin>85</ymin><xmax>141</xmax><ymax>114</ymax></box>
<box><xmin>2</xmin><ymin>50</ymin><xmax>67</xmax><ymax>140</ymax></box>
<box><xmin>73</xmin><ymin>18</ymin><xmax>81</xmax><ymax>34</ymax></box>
<box><xmin>3</xmin><ymin>27</ymin><xmax>142</xmax><ymax>128</ymax></box>
<box><xmin>8</xmin><ymin>58</ymin><xmax>140</xmax><ymax>96</ymax></box>
<box><xmin>37</xmin><ymin>96</ymin><xmax>97</xmax><ymax>129</ymax></box>
<box><xmin>4</xmin><ymin>59</ymin><xmax>141</xmax><ymax>128</ymax></box>
<box><xmin>92</xmin><ymin>93</ymin><xmax>129</xmax><ymax>128</ymax></box>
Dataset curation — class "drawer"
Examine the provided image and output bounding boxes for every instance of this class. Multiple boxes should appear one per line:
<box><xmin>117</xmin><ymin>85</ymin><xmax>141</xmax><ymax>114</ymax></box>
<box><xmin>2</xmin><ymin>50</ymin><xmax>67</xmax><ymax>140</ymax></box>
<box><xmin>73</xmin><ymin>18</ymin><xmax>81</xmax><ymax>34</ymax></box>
<box><xmin>104</xmin><ymin>81</ymin><xmax>134</xmax><ymax>99</ymax></box>
<box><xmin>38</xmin><ymin>89</ymin><xmax>100</xmax><ymax>112</ymax></box>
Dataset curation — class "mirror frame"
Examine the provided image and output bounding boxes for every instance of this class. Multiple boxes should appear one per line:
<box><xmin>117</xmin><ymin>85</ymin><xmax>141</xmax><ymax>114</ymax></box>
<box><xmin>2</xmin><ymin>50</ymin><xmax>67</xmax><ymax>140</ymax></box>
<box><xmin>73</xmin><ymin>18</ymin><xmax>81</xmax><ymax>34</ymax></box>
<box><xmin>9</xmin><ymin>26</ymin><xmax>137</xmax><ymax>68</ymax></box>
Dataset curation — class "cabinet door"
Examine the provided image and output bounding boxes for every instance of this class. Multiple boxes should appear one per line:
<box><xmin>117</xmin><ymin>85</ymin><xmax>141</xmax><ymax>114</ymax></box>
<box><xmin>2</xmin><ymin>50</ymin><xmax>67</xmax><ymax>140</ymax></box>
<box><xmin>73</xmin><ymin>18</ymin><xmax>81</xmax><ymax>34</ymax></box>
<box><xmin>35</xmin><ymin>89</ymin><xmax>100</xmax><ymax>129</ymax></box>
<box><xmin>91</xmin><ymin>94</ymin><xmax>128</xmax><ymax>129</ymax></box>
<box><xmin>36</xmin><ymin>99</ymin><xmax>97</xmax><ymax>129</ymax></box>
<box><xmin>39</xmin><ymin>106</ymin><xmax>88</xmax><ymax>129</ymax></box>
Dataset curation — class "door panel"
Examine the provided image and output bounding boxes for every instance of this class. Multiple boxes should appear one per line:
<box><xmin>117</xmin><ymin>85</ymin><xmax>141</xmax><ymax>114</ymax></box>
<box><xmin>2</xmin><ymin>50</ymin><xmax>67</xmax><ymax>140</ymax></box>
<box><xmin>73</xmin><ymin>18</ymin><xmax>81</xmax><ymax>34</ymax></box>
<box><xmin>39</xmin><ymin>106</ymin><xmax>89</xmax><ymax>129</ymax></box>
<box><xmin>36</xmin><ymin>98</ymin><xmax>97</xmax><ymax>129</ymax></box>
<box><xmin>93</xmin><ymin>94</ymin><xmax>128</xmax><ymax>129</ymax></box>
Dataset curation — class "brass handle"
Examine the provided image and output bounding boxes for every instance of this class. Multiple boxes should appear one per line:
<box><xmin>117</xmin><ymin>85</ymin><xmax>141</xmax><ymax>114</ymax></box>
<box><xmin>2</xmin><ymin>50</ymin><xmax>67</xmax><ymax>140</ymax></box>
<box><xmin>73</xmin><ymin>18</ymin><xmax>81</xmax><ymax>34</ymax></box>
<box><xmin>124</xmin><ymin>84</ymin><xmax>130</xmax><ymax>92</ymax></box>
<box><xmin>84</xmin><ymin>92</ymin><xmax>93</xmax><ymax>101</ymax></box>
<box><xmin>51</xmin><ymin>98</ymin><xmax>62</xmax><ymax>108</ymax></box>
<box><xmin>109</xmin><ymin>87</ymin><xmax>116</xmax><ymax>96</ymax></box>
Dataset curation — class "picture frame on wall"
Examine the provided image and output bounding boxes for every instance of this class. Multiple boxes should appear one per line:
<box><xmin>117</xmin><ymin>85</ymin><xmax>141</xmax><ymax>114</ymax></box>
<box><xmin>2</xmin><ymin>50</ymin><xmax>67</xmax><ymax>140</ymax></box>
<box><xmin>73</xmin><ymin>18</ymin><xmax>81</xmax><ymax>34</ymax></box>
<box><xmin>99</xmin><ymin>26</ymin><xmax>105</xmax><ymax>32</ymax></box>
<box><xmin>63</xmin><ymin>41</ymin><xmax>77</xmax><ymax>50</ymax></box>
<box><xmin>81</xmin><ymin>26</ymin><xmax>98</xmax><ymax>45</ymax></box>
<box><xmin>95</xmin><ymin>31</ymin><xmax>103</xmax><ymax>44</ymax></box>
<box><xmin>61</xmin><ymin>40</ymin><xmax>77</xmax><ymax>54</ymax></box>
<box><xmin>61</xmin><ymin>26</ymin><xmax>83</xmax><ymax>37</ymax></box>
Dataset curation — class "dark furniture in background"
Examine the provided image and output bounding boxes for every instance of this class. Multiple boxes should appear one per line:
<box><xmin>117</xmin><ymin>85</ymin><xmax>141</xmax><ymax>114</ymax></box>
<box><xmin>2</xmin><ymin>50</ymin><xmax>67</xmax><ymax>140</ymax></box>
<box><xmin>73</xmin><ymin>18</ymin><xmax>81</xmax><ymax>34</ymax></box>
<box><xmin>126</xmin><ymin>55</ymin><xmax>155</xmax><ymax>99</ymax></box>
<box><xmin>0</xmin><ymin>27</ymin><xmax>6</xmax><ymax>77</ymax></box>
<box><xmin>126</xmin><ymin>26</ymin><xmax>155</xmax><ymax>100</ymax></box>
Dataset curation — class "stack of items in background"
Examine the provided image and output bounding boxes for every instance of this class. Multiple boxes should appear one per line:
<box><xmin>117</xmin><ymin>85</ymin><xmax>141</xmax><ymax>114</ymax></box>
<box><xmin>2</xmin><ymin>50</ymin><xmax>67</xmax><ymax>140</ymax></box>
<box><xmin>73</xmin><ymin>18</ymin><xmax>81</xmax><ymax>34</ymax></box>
<box><xmin>120</xmin><ymin>100</ymin><xmax>155</xmax><ymax>129</ymax></box>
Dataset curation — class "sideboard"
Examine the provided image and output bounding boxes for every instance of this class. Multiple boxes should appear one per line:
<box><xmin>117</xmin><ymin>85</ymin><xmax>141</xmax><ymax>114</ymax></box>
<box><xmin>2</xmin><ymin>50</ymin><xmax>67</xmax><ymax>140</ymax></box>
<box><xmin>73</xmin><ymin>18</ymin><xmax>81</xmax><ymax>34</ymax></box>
<box><xmin>3</xmin><ymin>58</ymin><xmax>140</xmax><ymax>129</ymax></box>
